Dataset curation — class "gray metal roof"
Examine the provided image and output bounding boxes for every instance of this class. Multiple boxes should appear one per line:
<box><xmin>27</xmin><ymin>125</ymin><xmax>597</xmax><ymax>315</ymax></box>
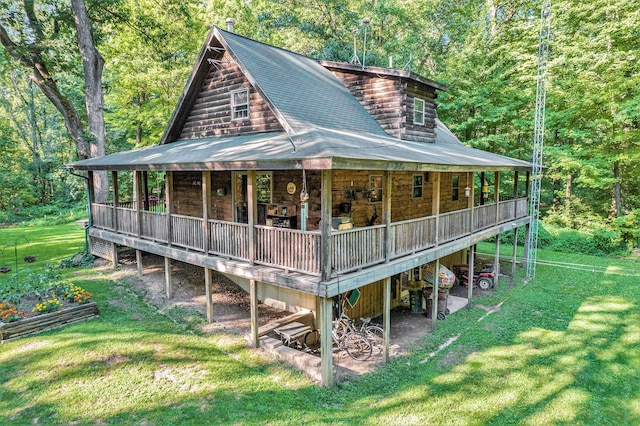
<box><xmin>69</xmin><ymin>124</ymin><xmax>531</xmax><ymax>172</ymax></box>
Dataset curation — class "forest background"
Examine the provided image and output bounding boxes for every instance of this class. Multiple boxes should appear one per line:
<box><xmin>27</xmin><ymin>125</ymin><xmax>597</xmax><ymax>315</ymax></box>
<box><xmin>0</xmin><ymin>0</ymin><xmax>638</xmax><ymax>254</ymax></box>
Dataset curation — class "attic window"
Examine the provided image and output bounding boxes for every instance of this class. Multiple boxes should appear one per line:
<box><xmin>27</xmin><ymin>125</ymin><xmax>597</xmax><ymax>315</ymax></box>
<box><xmin>231</xmin><ymin>89</ymin><xmax>249</xmax><ymax>120</ymax></box>
<box><xmin>413</xmin><ymin>98</ymin><xmax>425</xmax><ymax>125</ymax></box>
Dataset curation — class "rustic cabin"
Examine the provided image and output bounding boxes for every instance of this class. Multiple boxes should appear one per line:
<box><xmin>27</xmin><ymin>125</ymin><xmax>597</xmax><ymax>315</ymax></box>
<box><xmin>68</xmin><ymin>24</ymin><xmax>532</xmax><ymax>386</ymax></box>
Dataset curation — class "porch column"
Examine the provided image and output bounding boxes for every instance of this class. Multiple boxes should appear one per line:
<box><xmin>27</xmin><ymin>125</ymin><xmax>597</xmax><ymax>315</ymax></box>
<box><xmin>480</xmin><ymin>172</ymin><xmax>486</xmax><ymax>205</ymax></box>
<box><xmin>513</xmin><ymin>171</ymin><xmax>520</xmax><ymax>218</ymax></box>
<box><xmin>511</xmin><ymin>227</ymin><xmax>519</xmax><ymax>283</ymax></box>
<box><xmin>383</xmin><ymin>276</ymin><xmax>391</xmax><ymax>363</ymax></box>
<box><xmin>134</xmin><ymin>170</ymin><xmax>143</xmax><ymax>277</ymax></box>
<box><xmin>383</xmin><ymin>171</ymin><xmax>392</xmax><ymax>262</ymax></box>
<box><xmin>467</xmin><ymin>245</ymin><xmax>475</xmax><ymax>307</ymax></box>
<box><xmin>164</xmin><ymin>257</ymin><xmax>173</xmax><ymax>299</ymax></box>
<box><xmin>166</xmin><ymin>171</ymin><xmax>173</xmax><ymax>246</ymax></box>
<box><xmin>202</xmin><ymin>171</ymin><xmax>212</xmax><ymax>254</ymax></box>
<box><xmin>432</xmin><ymin>172</ymin><xmax>441</xmax><ymax>246</ymax></box>
<box><xmin>247</xmin><ymin>170</ymin><xmax>257</xmax><ymax>265</ymax></box>
<box><xmin>494</xmin><ymin>235</ymin><xmax>501</xmax><ymax>289</ymax></box>
<box><xmin>112</xmin><ymin>171</ymin><xmax>119</xmax><ymax>232</ymax></box>
<box><xmin>87</xmin><ymin>171</ymin><xmax>95</xmax><ymax>227</ymax></box>
<box><xmin>250</xmin><ymin>279</ymin><xmax>259</xmax><ymax>348</ymax></box>
<box><xmin>319</xmin><ymin>295</ymin><xmax>333</xmax><ymax>386</ymax></box>
<box><xmin>321</xmin><ymin>170</ymin><xmax>332</xmax><ymax>282</ymax></box>
<box><xmin>205</xmin><ymin>267</ymin><xmax>214</xmax><ymax>323</ymax></box>
<box><xmin>494</xmin><ymin>171</ymin><xmax>500</xmax><ymax>224</ymax></box>
<box><xmin>431</xmin><ymin>258</ymin><xmax>440</xmax><ymax>331</ymax></box>
<box><xmin>468</xmin><ymin>172</ymin><xmax>475</xmax><ymax>232</ymax></box>
<box><xmin>142</xmin><ymin>171</ymin><xmax>149</xmax><ymax>211</ymax></box>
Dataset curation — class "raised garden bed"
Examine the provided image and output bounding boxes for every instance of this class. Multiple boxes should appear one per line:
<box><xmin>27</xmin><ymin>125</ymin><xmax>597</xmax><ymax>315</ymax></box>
<box><xmin>0</xmin><ymin>302</ymin><xmax>99</xmax><ymax>343</ymax></box>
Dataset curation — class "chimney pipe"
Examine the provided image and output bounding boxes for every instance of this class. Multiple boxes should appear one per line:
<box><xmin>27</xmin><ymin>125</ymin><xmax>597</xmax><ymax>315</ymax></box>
<box><xmin>226</xmin><ymin>18</ymin><xmax>235</xmax><ymax>32</ymax></box>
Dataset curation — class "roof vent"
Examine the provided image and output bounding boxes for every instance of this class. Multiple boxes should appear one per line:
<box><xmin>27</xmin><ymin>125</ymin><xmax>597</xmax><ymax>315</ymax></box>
<box><xmin>226</xmin><ymin>18</ymin><xmax>235</xmax><ymax>32</ymax></box>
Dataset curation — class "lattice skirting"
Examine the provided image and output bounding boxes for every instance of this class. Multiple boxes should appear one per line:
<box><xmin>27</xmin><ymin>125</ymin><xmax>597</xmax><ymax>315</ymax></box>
<box><xmin>90</xmin><ymin>237</ymin><xmax>114</xmax><ymax>262</ymax></box>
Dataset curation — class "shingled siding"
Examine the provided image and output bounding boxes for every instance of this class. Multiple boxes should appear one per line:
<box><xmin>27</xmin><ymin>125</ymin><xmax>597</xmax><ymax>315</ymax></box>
<box><xmin>178</xmin><ymin>52</ymin><xmax>282</xmax><ymax>140</ymax></box>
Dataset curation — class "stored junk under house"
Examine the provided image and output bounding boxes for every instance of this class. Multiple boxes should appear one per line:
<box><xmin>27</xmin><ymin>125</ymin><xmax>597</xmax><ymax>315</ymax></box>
<box><xmin>68</xmin><ymin>25</ymin><xmax>533</xmax><ymax>386</ymax></box>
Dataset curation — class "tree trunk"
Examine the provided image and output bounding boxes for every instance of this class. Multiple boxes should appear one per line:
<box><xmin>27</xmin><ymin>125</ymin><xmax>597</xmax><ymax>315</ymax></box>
<box><xmin>613</xmin><ymin>160</ymin><xmax>622</xmax><ymax>217</ymax></box>
<box><xmin>565</xmin><ymin>173</ymin><xmax>572</xmax><ymax>213</ymax></box>
<box><xmin>71</xmin><ymin>0</ymin><xmax>109</xmax><ymax>203</ymax></box>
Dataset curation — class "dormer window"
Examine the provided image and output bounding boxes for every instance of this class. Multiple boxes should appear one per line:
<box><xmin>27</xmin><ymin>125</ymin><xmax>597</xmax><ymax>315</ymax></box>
<box><xmin>413</xmin><ymin>98</ymin><xmax>425</xmax><ymax>125</ymax></box>
<box><xmin>231</xmin><ymin>89</ymin><xmax>249</xmax><ymax>120</ymax></box>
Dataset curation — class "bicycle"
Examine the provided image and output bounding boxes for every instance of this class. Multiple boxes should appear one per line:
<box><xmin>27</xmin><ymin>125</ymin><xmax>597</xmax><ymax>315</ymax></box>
<box><xmin>304</xmin><ymin>317</ymin><xmax>372</xmax><ymax>361</ymax></box>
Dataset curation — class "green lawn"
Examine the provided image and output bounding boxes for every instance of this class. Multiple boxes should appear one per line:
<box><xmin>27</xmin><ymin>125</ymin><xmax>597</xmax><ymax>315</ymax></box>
<box><xmin>1</xmin><ymin>223</ymin><xmax>639</xmax><ymax>425</ymax></box>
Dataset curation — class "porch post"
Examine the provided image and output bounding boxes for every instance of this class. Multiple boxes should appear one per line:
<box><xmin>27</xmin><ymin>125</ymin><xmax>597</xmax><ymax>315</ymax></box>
<box><xmin>250</xmin><ymin>279</ymin><xmax>259</xmax><ymax>348</ymax></box>
<box><xmin>494</xmin><ymin>235</ymin><xmax>501</xmax><ymax>288</ymax></box>
<box><xmin>467</xmin><ymin>245</ymin><xmax>475</xmax><ymax>307</ymax></box>
<box><xmin>432</xmin><ymin>172</ymin><xmax>441</xmax><ymax>246</ymax></box>
<box><xmin>142</xmin><ymin>171</ymin><xmax>149</xmax><ymax>211</ymax></box>
<box><xmin>480</xmin><ymin>172</ymin><xmax>486</xmax><ymax>205</ymax></box>
<box><xmin>319</xmin><ymin>295</ymin><xmax>333</xmax><ymax>386</ymax></box>
<box><xmin>383</xmin><ymin>276</ymin><xmax>391</xmax><ymax>363</ymax></box>
<box><xmin>87</xmin><ymin>171</ymin><xmax>95</xmax><ymax>225</ymax></box>
<box><xmin>511</xmin><ymin>227</ymin><xmax>519</xmax><ymax>282</ymax></box>
<box><xmin>513</xmin><ymin>171</ymin><xmax>519</xmax><ymax>218</ymax></box>
<box><xmin>468</xmin><ymin>172</ymin><xmax>475</xmax><ymax>232</ymax></box>
<box><xmin>112</xmin><ymin>171</ymin><xmax>119</xmax><ymax>232</ymax></box>
<box><xmin>383</xmin><ymin>171</ymin><xmax>392</xmax><ymax>262</ymax></box>
<box><xmin>164</xmin><ymin>257</ymin><xmax>173</xmax><ymax>299</ymax></box>
<box><xmin>165</xmin><ymin>171</ymin><xmax>173</xmax><ymax>246</ymax></box>
<box><xmin>134</xmin><ymin>170</ymin><xmax>142</xmax><ymax>238</ymax></box>
<box><xmin>523</xmin><ymin>223</ymin><xmax>531</xmax><ymax>269</ymax></box>
<box><xmin>321</xmin><ymin>170</ymin><xmax>332</xmax><ymax>281</ymax></box>
<box><xmin>494</xmin><ymin>171</ymin><xmax>500</xmax><ymax>224</ymax></box>
<box><xmin>247</xmin><ymin>170</ymin><xmax>256</xmax><ymax>265</ymax></box>
<box><xmin>136</xmin><ymin>250</ymin><xmax>143</xmax><ymax>277</ymax></box>
<box><xmin>205</xmin><ymin>267</ymin><xmax>214</xmax><ymax>324</ymax></box>
<box><xmin>431</xmin><ymin>258</ymin><xmax>440</xmax><ymax>331</ymax></box>
<box><xmin>202</xmin><ymin>171</ymin><xmax>212</xmax><ymax>254</ymax></box>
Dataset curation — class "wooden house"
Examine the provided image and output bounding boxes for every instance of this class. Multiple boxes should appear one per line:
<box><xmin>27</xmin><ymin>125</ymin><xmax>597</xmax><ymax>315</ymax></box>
<box><xmin>68</xmin><ymin>26</ymin><xmax>532</xmax><ymax>386</ymax></box>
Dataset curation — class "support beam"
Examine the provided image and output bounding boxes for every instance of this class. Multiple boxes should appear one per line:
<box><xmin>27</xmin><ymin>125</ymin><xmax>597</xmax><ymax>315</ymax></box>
<box><xmin>164</xmin><ymin>257</ymin><xmax>173</xmax><ymax>298</ymax></box>
<box><xmin>494</xmin><ymin>171</ymin><xmax>501</xmax><ymax>225</ymax></box>
<box><xmin>136</xmin><ymin>249</ymin><xmax>143</xmax><ymax>277</ymax></box>
<box><xmin>468</xmin><ymin>172</ymin><xmax>475</xmax><ymax>232</ymax></box>
<box><xmin>432</xmin><ymin>172</ymin><xmax>441</xmax><ymax>245</ymax></box>
<box><xmin>467</xmin><ymin>245</ymin><xmax>475</xmax><ymax>307</ymax></box>
<box><xmin>511</xmin><ymin>227</ymin><xmax>519</xmax><ymax>282</ymax></box>
<box><xmin>202</xmin><ymin>171</ymin><xmax>212</xmax><ymax>255</ymax></box>
<box><xmin>319</xmin><ymin>296</ymin><xmax>333</xmax><ymax>386</ymax></box>
<box><xmin>513</xmin><ymin>171</ymin><xmax>519</xmax><ymax>218</ymax></box>
<box><xmin>142</xmin><ymin>171</ymin><xmax>149</xmax><ymax>211</ymax></box>
<box><xmin>247</xmin><ymin>170</ymin><xmax>257</xmax><ymax>265</ymax></box>
<box><xmin>431</xmin><ymin>258</ymin><xmax>440</xmax><ymax>331</ymax></box>
<box><xmin>249</xmin><ymin>279</ymin><xmax>259</xmax><ymax>348</ymax></box>
<box><xmin>134</xmin><ymin>171</ymin><xmax>143</xmax><ymax>238</ymax></box>
<box><xmin>205</xmin><ymin>267</ymin><xmax>214</xmax><ymax>324</ymax></box>
<box><xmin>383</xmin><ymin>171</ymin><xmax>392</xmax><ymax>262</ymax></box>
<box><xmin>494</xmin><ymin>236</ymin><xmax>501</xmax><ymax>288</ymax></box>
<box><xmin>480</xmin><ymin>172</ymin><xmax>486</xmax><ymax>205</ymax></box>
<box><xmin>112</xmin><ymin>171</ymin><xmax>119</xmax><ymax>232</ymax></box>
<box><xmin>383</xmin><ymin>276</ymin><xmax>391</xmax><ymax>363</ymax></box>
<box><xmin>321</xmin><ymin>170</ymin><xmax>333</xmax><ymax>282</ymax></box>
<box><xmin>523</xmin><ymin>223</ymin><xmax>531</xmax><ymax>270</ymax></box>
<box><xmin>111</xmin><ymin>241</ymin><xmax>118</xmax><ymax>269</ymax></box>
<box><xmin>165</xmin><ymin>171</ymin><xmax>173</xmax><ymax>246</ymax></box>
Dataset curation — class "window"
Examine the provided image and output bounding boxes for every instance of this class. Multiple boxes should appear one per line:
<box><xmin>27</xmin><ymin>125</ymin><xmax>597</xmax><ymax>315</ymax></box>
<box><xmin>369</xmin><ymin>175</ymin><xmax>383</xmax><ymax>203</ymax></box>
<box><xmin>413</xmin><ymin>98</ymin><xmax>425</xmax><ymax>125</ymax></box>
<box><xmin>256</xmin><ymin>172</ymin><xmax>272</xmax><ymax>203</ymax></box>
<box><xmin>452</xmin><ymin>174</ymin><xmax>460</xmax><ymax>201</ymax></box>
<box><xmin>413</xmin><ymin>174</ymin><xmax>423</xmax><ymax>198</ymax></box>
<box><xmin>231</xmin><ymin>89</ymin><xmax>249</xmax><ymax>120</ymax></box>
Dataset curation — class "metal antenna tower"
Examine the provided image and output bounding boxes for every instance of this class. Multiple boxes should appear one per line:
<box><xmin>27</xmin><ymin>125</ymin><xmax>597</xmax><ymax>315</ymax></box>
<box><xmin>526</xmin><ymin>0</ymin><xmax>551</xmax><ymax>282</ymax></box>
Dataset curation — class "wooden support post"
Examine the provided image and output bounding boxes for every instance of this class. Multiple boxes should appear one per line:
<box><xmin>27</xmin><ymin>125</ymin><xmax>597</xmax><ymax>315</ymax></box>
<box><xmin>111</xmin><ymin>241</ymin><xmax>118</xmax><ymax>269</ymax></box>
<box><xmin>321</xmin><ymin>170</ymin><xmax>332</xmax><ymax>282</ymax></box>
<box><xmin>112</xmin><ymin>171</ymin><xmax>119</xmax><ymax>232</ymax></box>
<box><xmin>142</xmin><ymin>171</ymin><xmax>149</xmax><ymax>211</ymax></box>
<box><xmin>136</xmin><ymin>249</ymin><xmax>143</xmax><ymax>277</ymax></box>
<box><xmin>250</xmin><ymin>279</ymin><xmax>259</xmax><ymax>348</ymax></box>
<box><xmin>523</xmin><ymin>223</ymin><xmax>531</xmax><ymax>269</ymax></box>
<box><xmin>494</xmin><ymin>236</ymin><xmax>501</xmax><ymax>288</ymax></box>
<box><xmin>383</xmin><ymin>171</ymin><xmax>392</xmax><ymax>262</ymax></box>
<box><xmin>319</xmin><ymin>296</ymin><xmax>333</xmax><ymax>386</ymax></box>
<box><xmin>468</xmin><ymin>172</ymin><xmax>475</xmax><ymax>232</ymax></box>
<box><xmin>431</xmin><ymin>258</ymin><xmax>440</xmax><ymax>331</ymax></box>
<box><xmin>467</xmin><ymin>245</ymin><xmax>475</xmax><ymax>308</ymax></box>
<box><xmin>164</xmin><ymin>257</ymin><xmax>172</xmax><ymax>299</ymax></box>
<box><xmin>87</xmin><ymin>171</ymin><xmax>95</xmax><ymax>226</ymax></box>
<box><xmin>494</xmin><ymin>171</ymin><xmax>501</xmax><ymax>224</ymax></box>
<box><xmin>247</xmin><ymin>170</ymin><xmax>257</xmax><ymax>265</ymax></box>
<box><xmin>432</xmin><ymin>172</ymin><xmax>441</xmax><ymax>245</ymax></box>
<box><xmin>480</xmin><ymin>172</ymin><xmax>486</xmax><ymax>205</ymax></box>
<box><xmin>511</xmin><ymin>227</ymin><xmax>519</xmax><ymax>282</ymax></box>
<box><xmin>205</xmin><ymin>267</ymin><xmax>214</xmax><ymax>324</ymax></box>
<box><xmin>513</xmin><ymin>171</ymin><xmax>519</xmax><ymax>218</ymax></box>
<box><xmin>383</xmin><ymin>276</ymin><xmax>391</xmax><ymax>363</ymax></box>
<box><xmin>134</xmin><ymin>170</ymin><xmax>142</xmax><ymax>238</ymax></box>
<box><xmin>165</xmin><ymin>171</ymin><xmax>173</xmax><ymax>246</ymax></box>
<box><xmin>202</xmin><ymin>171</ymin><xmax>212</xmax><ymax>254</ymax></box>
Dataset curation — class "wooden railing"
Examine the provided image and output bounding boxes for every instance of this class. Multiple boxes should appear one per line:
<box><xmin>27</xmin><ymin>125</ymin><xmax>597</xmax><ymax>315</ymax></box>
<box><xmin>171</xmin><ymin>214</ymin><xmax>204</xmax><ymax>251</ymax></box>
<box><xmin>439</xmin><ymin>209</ymin><xmax>471</xmax><ymax>244</ymax></box>
<box><xmin>516</xmin><ymin>198</ymin><xmax>528</xmax><ymax>218</ymax></box>
<box><xmin>209</xmin><ymin>220</ymin><xmax>249</xmax><ymax>261</ymax></box>
<box><xmin>255</xmin><ymin>226</ymin><xmax>321</xmax><ymax>275</ymax></box>
<box><xmin>391</xmin><ymin>216</ymin><xmax>436</xmax><ymax>257</ymax></box>
<box><xmin>474</xmin><ymin>204</ymin><xmax>497</xmax><ymax>230</ymax></box>
<box><xmin>91</xmin><ymin>204</ymin><xmax>113</xmax><ymax>230</ymax></box>
<box><xmin>332</xmin><ymin>225</ymin><xmax>385</xmax><ymax>274</ymax></box>
<box><xmin>116</xmin><ymin>207</ymin><xmax>137</xmax><ymax>236</ymax></box>
<box><xmin>141</xmin><ymin>211</ymin><xmax>168</xmax><ymax>242</ymax></box>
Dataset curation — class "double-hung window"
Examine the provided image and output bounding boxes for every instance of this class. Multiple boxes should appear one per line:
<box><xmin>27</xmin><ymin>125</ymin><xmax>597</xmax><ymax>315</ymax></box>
<box><xmin>413</xmin><ymin>97</ymin><xmax>425</xmax><ymax>125</ymax></box>
<box><xmin>231</xmin><ymin>89</ymin><xmax>249</xmax><ymax>120</ymax></box>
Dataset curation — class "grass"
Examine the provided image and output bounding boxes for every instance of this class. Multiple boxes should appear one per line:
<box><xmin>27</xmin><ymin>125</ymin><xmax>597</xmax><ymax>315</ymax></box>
<box><xmin>1</xmin><ymin>223</ymin><xmax>639</xmax><ymax>424</ymax></box>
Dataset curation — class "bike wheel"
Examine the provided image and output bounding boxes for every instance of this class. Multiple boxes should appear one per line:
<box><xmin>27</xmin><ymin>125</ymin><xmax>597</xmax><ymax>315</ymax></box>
<box><xmin>344</xmin><ymin>333</ymin><xmax>372</xmax><ymax>361</ymax></box>
<box><xmin>365</xmin><ymin>325</ymin><xmax>384</xmax><ymax>354</ymax></box>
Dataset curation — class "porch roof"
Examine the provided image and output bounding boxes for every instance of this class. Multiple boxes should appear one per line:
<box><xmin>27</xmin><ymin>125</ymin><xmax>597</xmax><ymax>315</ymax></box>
<box><xmin>68</xmin><ymin>122</ymin><xmax>532</xmax><ymax>172</ymax></box>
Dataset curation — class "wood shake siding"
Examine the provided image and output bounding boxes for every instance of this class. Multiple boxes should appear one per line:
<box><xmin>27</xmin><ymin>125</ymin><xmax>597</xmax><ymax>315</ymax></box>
<box><xmin>178</xmin><ymin>52</ymin><xmax>282</xmax><ymax>140</ymax></box>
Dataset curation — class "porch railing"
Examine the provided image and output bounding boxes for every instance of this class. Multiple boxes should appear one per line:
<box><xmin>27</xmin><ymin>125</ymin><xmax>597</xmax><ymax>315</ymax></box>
<box><xmin>171</xmin><ymin>214</ymin><xmax>204</xmax><ymax>251</ymax></box>
<box><xmin>474</xmin><ymin>204</ymin><xmax>497</xmax><ymax>230</ymax></box>
<box><xmin>255</xmin><ymin>226</ymin><xmax>321</xmax><ymax>275</ymax></box>
<box><xmin>332</xmin><ymin>225</ymin><xmax>385</xmax><ymax>274</ymax></box>
<box><xmin>439</xmin><ymin>209</ymin><xmax>471</xmax><ymax>244</ymax></box>
<box><xmin>141</xmin><ymin>211</ymin><xmax>168</xmax><ymax>242</ymax></box>
<box><xmin>209</xmin><ymin>220</ymin><xmax>249</xmax><ymax>261</ymax></box>
<box><xmin>116</xmin><ymin>207</ymin><xmax>137</xmax><ymax>236</ymax></box>
<box><xmin>391</xmin><ymin>216</ymin><xmax>436</xmax><ymax>257</ymax></box>
<box><xmin>91</xmin><ymin>204</ymin><xmax>113</xmax><ymax>230</ymax></box>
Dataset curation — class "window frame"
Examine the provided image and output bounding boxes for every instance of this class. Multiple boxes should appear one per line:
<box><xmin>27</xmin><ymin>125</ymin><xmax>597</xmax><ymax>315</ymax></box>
<box><xmin>413</xmin><ymin>97</ymin><xmax>425</xmax><ymax>125</ymax></box>
<box><xmin>452</xmin><ymin>174</ymin><xmax>460</xmax><ymax>201</ymax></box>
<box><xmin>369</xmin><ymin>175</ymin><xmax>383</xmax><ymax>203</ymax></box>
<box><xmin>231</xmin><ymin>88</ymin><xmax>249</xmax><ymax>121</ymax></box>
<box><xmin>412</xmin><ymin>174</ymin><xmax>424</xmax><ymax>198</ymax></box>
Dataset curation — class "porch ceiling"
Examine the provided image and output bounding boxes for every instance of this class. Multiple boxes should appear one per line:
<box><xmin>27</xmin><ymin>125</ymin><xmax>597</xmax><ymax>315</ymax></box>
<box><xmin>68</xmin><ymin>126</ymin><xmax>532</xmax><ymax>172</ymax></box>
